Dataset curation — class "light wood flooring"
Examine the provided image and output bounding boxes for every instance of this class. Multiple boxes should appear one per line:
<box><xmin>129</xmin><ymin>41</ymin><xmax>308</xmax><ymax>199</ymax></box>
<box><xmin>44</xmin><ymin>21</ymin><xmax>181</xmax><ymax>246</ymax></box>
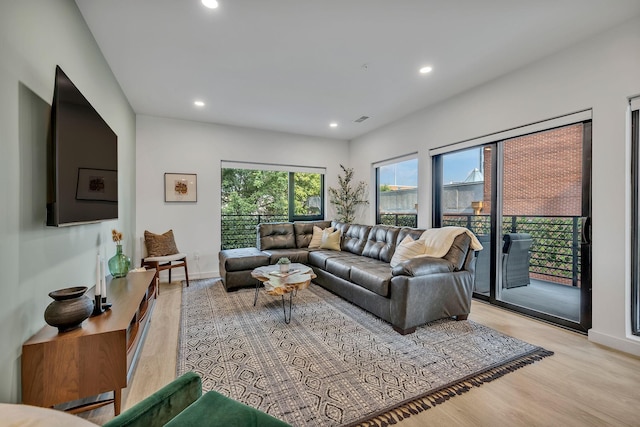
<box><xmin>81</xmin><ymin>281</ymin><xmax>640</xmax><ymax>426</ymax></box>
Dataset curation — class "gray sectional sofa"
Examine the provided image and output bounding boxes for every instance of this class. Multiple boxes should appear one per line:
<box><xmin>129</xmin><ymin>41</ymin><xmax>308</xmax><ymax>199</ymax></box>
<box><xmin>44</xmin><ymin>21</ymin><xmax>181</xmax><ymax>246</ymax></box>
<box><xmin>218</xmin><ymin>220</ymin><xmax>477</xmax><ymax>334</ymax></box>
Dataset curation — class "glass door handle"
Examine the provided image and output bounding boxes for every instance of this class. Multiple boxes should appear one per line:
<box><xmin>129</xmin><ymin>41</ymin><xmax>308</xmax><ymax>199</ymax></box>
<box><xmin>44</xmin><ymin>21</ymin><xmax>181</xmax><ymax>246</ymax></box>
<box><xmin>581</xmin><ymin>216</ymin><xmax>592</xmax><ymax>245</ymax></box>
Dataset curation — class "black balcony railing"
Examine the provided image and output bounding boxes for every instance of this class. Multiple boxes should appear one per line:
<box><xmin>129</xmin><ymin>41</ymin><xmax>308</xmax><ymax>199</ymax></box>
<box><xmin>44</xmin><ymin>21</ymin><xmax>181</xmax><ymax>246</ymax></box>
<box><xmin>443</xmin><ymin>214</ymin><xmax>581</xmax><ymax>287</ymax></box>
<box><xmin>222</xmin><ymin>213</ymin><xmax>580</xmax><ymax>287</ymax></box>
<box><xmin>379</xmin><ymin>213</ymin><xmax>418</xmax><ymax>228</ymax></box>
<box><xmin>222</xmin><ymin>214</ymin><xmax>288</xmax><ymax>250</ymax></box>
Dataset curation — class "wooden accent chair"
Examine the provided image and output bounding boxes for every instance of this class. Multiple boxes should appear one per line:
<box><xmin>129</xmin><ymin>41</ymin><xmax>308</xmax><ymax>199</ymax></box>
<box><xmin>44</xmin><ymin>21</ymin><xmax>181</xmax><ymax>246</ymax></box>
<box><xmin>141</xmin><ymin>231</ymin><xmax>189</xmax><ymax>294</ymax></box>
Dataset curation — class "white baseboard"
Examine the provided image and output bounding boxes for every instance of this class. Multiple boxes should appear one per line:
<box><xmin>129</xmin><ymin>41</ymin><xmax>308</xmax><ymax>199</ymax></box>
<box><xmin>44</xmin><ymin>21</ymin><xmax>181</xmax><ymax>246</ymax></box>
<box><xmin>588</xmin><ymin>329</ymin><xmax>640</xmax><ymax>356</ymax></box>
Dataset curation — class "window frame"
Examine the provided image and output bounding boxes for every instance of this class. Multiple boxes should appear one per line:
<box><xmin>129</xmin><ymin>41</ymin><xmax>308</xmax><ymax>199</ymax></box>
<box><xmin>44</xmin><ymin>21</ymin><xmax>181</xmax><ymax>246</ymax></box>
<box><xmin>289</xmin><ymin>171</ymin><xmax>325</xmax><ymax>221</ymax></box>
<box><xmin>631</xmin><ymin>108</ymin><xmax>640</xmax><ymax>335</ymax></box>
<box><xmin>374</xmin><ymin>154</ymin><xmax>419</xmax><ymax>227</ymax></box>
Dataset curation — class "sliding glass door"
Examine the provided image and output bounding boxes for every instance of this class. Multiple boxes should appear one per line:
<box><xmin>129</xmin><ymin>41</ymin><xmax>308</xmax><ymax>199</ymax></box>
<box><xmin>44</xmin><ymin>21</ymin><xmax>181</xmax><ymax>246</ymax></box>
<box><xmin>435</xmin><ymin>146</ymin><xmax>494</xmax><ymax>297</ymax></box>
<box><xmin>434</xmin><ymin>121</ymin><xmax>592</xmax><ymax>332</ymax></box>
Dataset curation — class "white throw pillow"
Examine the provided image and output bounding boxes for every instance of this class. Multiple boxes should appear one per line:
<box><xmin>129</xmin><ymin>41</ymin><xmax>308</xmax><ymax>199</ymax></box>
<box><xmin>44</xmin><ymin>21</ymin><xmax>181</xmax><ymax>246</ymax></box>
<box><xmin>308</xmin><ymin>226</ymin><xmax>333</xmax><ymax>249</ymax></box>
<box><xmin>390</xmin><ymin>235</ymin><xmax>425</xmax><ymax>267</ymax></box>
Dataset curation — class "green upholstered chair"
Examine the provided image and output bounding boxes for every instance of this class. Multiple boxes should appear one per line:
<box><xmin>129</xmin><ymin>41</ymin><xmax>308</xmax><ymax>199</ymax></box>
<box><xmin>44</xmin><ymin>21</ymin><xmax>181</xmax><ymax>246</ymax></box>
<box><xmin>103</xmin><ymin>372</ymin><xmax>290</xmax><ymax>427</ymax></box>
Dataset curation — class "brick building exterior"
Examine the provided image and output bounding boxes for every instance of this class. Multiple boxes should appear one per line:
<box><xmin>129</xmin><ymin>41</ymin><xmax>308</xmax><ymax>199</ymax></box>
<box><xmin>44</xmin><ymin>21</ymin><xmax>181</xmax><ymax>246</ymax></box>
<box><xmin>482</xmin><ymin>123</ymin><xmax>583</xmax><ymax>216</ymax></box>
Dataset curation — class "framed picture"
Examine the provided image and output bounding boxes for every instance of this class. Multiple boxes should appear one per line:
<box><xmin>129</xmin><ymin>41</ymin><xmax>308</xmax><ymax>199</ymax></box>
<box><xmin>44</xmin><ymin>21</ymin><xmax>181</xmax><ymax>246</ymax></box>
<box><xmin>76</xmin><ymin>168</ymin><xmax>118</xmax><ymax>202</ymax></box>
<box><xmin>165</xmin><ymin>173</ymin><xmax>197</xmax><ymax>202</ymax></box>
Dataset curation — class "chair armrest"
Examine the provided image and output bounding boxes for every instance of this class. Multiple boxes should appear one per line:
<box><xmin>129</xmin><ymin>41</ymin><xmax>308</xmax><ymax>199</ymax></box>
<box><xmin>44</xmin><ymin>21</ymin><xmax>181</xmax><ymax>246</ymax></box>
<box><xmin>103</xmin><ymin>372</ymin><xmax>202</xmax><ymax>427</ymax></box>
<box><xmin>391</xmin><ymin>256</ymin><xmax>455</xmax><ymax>277</ymax></box>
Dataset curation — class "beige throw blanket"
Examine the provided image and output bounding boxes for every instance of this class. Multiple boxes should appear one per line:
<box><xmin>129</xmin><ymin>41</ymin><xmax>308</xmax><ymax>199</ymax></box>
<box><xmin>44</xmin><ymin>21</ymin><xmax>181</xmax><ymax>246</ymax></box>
<box><xmin>419</xmin><ymin>226</ymin><xmax>484</xmax><ymax>258</ymax></box>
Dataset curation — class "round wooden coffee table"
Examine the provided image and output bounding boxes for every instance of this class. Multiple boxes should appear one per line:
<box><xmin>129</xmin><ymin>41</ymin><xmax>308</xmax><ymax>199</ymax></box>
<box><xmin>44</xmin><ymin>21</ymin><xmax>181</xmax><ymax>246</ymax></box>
<box><xmin>251</xmin><ymin>263</ymin><xmax>316</xmax><ymax>323</ymax></box>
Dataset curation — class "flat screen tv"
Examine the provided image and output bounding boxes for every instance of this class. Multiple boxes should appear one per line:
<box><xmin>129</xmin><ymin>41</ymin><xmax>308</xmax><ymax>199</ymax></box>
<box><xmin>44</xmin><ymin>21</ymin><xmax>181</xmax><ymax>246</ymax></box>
<box><xmin>47</xmin><ymin>66</ymin><xmax>118</xmax><ymax>226</ymax></box>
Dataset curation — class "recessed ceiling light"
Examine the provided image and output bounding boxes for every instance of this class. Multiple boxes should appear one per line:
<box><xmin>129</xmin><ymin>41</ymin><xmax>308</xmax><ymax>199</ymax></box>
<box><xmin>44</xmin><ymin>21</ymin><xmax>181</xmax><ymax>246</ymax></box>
<box><xmin>201</xmin><ymin>0</ymin><xmax>219</xmax><ymax>9</ymax></box>
<box><xmin>419</xmin><ymin>66</ymin><xmax>433</xmax><ymax>74</ymax></box>
<box><xmin>329</xmin><ymin>122</ymin><xmax>338</xmax><ymax>128</ymax></box>
<box><xmin>194</xmin><ymin>100</ymin><xmax>205</xmax><ymax>107</ymax></box>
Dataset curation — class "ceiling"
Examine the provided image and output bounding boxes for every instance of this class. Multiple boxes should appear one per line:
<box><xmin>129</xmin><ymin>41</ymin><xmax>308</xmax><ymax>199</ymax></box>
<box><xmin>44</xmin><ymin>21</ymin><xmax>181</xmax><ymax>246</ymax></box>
<box><xmin>75</xmin><ymin>0</ymin><xmax>640</xmax><ymax>140</ymax></box>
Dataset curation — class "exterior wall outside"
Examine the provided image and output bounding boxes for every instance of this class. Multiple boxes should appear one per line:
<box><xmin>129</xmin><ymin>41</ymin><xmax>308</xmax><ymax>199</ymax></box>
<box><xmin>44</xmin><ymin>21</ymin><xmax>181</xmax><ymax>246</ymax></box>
<box><xmin>379</xmin><ymin>188</ymin><xmax>418</xmax><ymax>213</ymax></box>
<box><xmin>443</xmin><ymin>182</ymin><xmax>484</xmax><ymax>214</ymax></box>
<box><xmin>481</xmin><ymin>124</ymin><xmax>582</xmax><ymax>216</ymax></box>
<box><xmin>349</xmin><ymin>17</ymin><xmax>640</xmax><ymax>356</ymax></box>
<box><xmin>0</xmin><ymin>1</ymin><xmax>136</xmax><ymax>403</ymax></box>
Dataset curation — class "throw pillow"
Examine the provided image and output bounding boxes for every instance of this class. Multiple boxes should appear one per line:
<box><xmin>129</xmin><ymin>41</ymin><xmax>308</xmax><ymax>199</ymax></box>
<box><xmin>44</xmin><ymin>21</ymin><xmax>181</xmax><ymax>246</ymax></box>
<box><xmin>319</xmin><ymin>229</ymin><xmax>341</xmax><ymax>251</ymax></box>
<box><xmin>308</xmin><ymin>226</ymin><xmax>334</xmax><ymax>249</ymax></box>
<box><xmin>390</xmin><ymin>235</ymin><xmax>426</xmax><ymax>267</ymax></box>
<box><xmin>144</xmin><ymin>229</ymin><xmax>180</xmax><ymax>257</ymax></box>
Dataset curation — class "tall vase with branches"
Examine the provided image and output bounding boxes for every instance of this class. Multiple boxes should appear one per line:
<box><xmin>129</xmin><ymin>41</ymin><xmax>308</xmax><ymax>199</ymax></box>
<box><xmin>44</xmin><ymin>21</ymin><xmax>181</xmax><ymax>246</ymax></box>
<box><xmin>328</xmin><ymin>164</ymin><xmax>369</xmax><ymax>223</ymax></box>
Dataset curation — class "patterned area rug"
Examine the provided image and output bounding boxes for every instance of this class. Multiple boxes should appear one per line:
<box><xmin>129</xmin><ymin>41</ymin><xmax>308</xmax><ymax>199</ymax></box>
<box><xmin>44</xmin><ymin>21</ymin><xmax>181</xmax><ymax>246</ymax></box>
<box><xmin>177</xmin><ymin>278</ymin><xmax>552</xmax><ymax>426</ymax></box>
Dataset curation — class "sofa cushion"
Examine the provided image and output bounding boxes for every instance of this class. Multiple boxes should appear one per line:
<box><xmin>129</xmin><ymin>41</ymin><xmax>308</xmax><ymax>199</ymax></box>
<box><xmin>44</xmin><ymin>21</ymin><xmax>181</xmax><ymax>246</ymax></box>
<box><xmin>391</xmin><ymin>256</ymin><xmax>454</xmax><ymax>277</ymax></box>
<box><xmin>307</xmin><ymin>225</ymin><xmax>333</xmax><ymax>249</ymax></box>
<box><xmin>350</xmin><ymin>260</ymin><xmax>393</xmax><ymax>297</ymax></box>
<box><xmin>331</xmin><ymin>221</ymin><xmax>350</xmax><ymax>236</ymax></box>
<box><xmin>443</xmin><ymin>233</ymin><xmax>471</xmax><ymax>271</ymax></box>
<box><xmin>324</xmin><ymin>257</ymin><xmax>354</xmax><ymax>281</ymax></box>
<box><xmin>341</xmin><ymin>224</ymin><xmax>371</xmax><ymax>255</ymax></box>
<box><xmin>261</xmin><ymin>248</ymin><xmax>309</xmax><ymax>265</ymax></box>
<box><xmin>258</xmin><ymin>222</ymin><xmax>295</xmax><ymax>250</ymax></box>
<box><xmin>219</xmin><ymin>248</ymin><xmax>269</xmax><ymax>272</ymax></box>
<box><xmin>308</xmin><ymin>249</ymin><xmax>343</xmax><ymax>269</ymax></box>
<box><xmin>320</xmin><ymin>228</ymin><xmax>341</xmax><ymax>250</ymax></box>
<box><xmin>362</xmin><ymin>225</ymin><xmax>399</xmax><ymax>263</ymax></box>
<box><xmin>397</xmin><ymin>227</ymin><xmax>426</xmax><ymax>244</ymax></box>
<box><xmin>389</xmin><ymin>235</ymin><xmax>425</xmax><ymax>267</ymax></box>
<box><xmin>294</xmin><ymin>220</ymin><xmax>332</xmax><ymax>248</ymax></box>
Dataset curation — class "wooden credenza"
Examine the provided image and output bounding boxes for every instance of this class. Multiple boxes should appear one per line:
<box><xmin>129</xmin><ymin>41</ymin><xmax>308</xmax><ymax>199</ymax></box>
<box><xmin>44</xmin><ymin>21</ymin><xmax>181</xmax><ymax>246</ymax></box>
<box><xmin>21</xmin><ymin>269</ymin><xmax>157</xmax><ymax>415</ymax></box>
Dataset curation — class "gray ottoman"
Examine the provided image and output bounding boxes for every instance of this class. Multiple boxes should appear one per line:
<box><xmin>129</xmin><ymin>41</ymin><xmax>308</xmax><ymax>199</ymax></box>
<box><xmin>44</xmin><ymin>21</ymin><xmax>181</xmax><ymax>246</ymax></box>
<box><xmin>218</xmin><ymin>247</ymin><xmax>269</xmax><ymax>291</ymax></box>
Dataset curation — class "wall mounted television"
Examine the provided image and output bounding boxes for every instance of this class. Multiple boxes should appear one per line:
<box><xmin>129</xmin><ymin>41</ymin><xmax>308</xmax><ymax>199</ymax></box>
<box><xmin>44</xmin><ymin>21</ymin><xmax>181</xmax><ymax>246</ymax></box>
<box><xmin>47</xmin><ymin>66</ymin><xmax>118</xmax><ymax>226</ymax></box>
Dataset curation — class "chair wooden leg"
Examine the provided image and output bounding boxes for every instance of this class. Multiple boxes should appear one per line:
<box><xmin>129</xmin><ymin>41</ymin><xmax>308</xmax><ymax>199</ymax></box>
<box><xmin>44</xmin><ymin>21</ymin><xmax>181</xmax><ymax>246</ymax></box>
<box><xmin>183</xmin><ymin>259</ymin><xmax>189</xmax><ymax>287</ymax></box>
<box><xmin>168</xmin><ymin>267</ymin><xmax>172</xmax><ymax>284</ymax></box>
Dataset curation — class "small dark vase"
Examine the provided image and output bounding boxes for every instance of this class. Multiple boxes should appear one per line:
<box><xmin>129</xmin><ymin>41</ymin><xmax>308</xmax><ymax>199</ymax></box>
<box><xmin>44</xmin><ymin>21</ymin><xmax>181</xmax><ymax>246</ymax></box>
<box><xmin>44</xmin><ymin>286</ymin><xmax>94</xmax><ymax>333</ymax></box>
<box><xmin>108</xmin><ymin>244</ymin><xmax>131</xmax><ymax>278</ymax></box>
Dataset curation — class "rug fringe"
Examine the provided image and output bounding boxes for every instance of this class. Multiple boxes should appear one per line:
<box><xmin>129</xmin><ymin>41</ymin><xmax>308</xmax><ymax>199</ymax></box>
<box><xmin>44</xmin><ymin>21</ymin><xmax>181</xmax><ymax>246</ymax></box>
<box><xmin>349</xmin><ymin>348</ymin><xmax>553</xmax><ymax>427</ymax></box>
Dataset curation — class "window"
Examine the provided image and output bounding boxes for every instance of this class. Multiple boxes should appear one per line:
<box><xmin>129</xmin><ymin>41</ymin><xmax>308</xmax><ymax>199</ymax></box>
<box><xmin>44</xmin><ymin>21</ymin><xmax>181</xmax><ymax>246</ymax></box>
<box><xmin>375</xmin><ymin>156</ymin><xmax>418</xmax><ymax>227</ymax></box>
<box><xmin>221</xmin><ymin>162</ymin><xmax>325</xmax><ymax>249</ymax></box>
<box><xmin>290</xmin><ymin>172</ymin><xmax>323</xmax><ymax>220</ymax></box>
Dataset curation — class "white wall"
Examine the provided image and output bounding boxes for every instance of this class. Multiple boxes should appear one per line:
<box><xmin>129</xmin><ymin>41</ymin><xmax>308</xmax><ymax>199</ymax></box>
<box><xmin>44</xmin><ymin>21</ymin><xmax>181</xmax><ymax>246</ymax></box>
<box><xmin>135</xmin><ymin>115</ymin><xmax>348</xmax><ymax>279</ymax></box>
<box><xmin>350</xmin><ymin>17</ymin><xmax>640</xmax><ymax>355</ymax></box>
<box><xmin>0</xmin><ymin>1</ymin><xmax>136</xmax><ymax>403</ymax></box>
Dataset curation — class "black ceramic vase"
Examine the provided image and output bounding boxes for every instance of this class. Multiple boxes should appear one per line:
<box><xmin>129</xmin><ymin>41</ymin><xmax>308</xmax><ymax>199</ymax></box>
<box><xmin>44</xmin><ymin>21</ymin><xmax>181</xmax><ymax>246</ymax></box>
<box><xmin>44</xmin><ymin>286</ymin><xmax>94</xmax><ymax>333</ymax></box>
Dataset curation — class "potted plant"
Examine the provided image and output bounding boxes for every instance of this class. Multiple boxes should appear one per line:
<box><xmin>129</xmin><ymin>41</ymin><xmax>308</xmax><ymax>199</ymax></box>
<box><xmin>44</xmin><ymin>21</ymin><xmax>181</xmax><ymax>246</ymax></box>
<box><xmin>276</xmin><ymin>257</ymin><xmax>291</xmax><ymax>273</ymax></box>
<box><xmin>328</xmin><ymin>164</ymin><xmax>369</xmax><ymax>223</ymax></box>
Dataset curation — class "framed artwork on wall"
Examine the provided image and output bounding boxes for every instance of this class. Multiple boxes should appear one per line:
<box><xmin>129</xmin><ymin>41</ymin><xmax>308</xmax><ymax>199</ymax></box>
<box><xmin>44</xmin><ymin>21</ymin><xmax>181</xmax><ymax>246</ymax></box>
<box><xmin>164</xmin><ymin>173</ymin><xmax>197</xmax><ymax>202</ymax></box>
